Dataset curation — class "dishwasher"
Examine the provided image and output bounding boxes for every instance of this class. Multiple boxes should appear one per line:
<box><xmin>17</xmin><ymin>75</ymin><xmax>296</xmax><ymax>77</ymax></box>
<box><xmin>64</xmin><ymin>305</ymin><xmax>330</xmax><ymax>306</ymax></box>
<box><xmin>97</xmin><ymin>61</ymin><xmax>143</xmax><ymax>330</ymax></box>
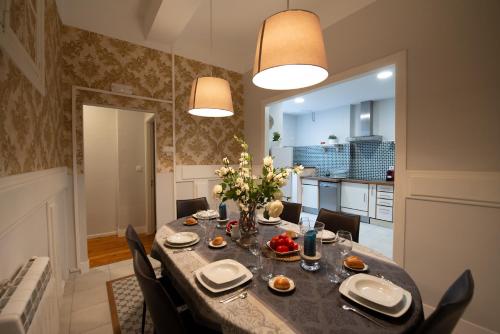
<box><xmin>319</xmin><ymin>181</ymin><xmax>340</xmax><ymax>212</ymax></box>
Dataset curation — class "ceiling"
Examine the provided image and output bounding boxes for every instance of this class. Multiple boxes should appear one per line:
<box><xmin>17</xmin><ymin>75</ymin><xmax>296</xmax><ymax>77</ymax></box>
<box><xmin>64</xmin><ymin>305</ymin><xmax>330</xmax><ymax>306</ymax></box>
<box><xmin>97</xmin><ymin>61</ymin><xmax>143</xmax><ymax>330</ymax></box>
<box><xmin>270</xmin><ymin>65</ymin><xmax>395</xmax><ymax>115</ymax></box>
<box><xmin>55</xmin><ymin>0</ymin><xmax>376</xmax><ymax>73</ymax></box>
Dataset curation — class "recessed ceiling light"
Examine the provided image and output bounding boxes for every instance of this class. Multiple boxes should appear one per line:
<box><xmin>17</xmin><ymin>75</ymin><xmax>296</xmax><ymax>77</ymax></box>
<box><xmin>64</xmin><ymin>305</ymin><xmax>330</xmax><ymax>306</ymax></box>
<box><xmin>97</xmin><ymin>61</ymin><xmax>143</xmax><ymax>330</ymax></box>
<box><xmin>294</xmin><ymin>97</ymin><xmax>305</xmax><ymax>104</ymax></box>
<box><xmin>377</xmin><ymin>70</ymin><xmax>393</xmax><ymax>80</ymax></box>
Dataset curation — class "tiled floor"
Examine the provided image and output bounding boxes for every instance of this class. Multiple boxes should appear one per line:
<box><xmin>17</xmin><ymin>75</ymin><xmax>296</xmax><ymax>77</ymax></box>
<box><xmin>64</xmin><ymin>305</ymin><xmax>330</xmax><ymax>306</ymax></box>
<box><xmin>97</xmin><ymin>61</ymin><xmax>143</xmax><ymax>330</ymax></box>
<box><xmin>60</xmin><ymin>256</ymin><xmax>161</xmax><ymax>334</ymax></box>
<box><xmin>301</xmin><ymin>212</ymin><xmax>393</xmax><ymax>259</ymax></box>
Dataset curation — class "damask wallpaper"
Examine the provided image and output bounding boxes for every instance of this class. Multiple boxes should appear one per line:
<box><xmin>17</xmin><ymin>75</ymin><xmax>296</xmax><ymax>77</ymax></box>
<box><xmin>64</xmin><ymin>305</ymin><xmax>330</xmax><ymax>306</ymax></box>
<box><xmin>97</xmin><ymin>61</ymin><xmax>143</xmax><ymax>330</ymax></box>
<box><xmin>1</xmin><ymin>3</ymin><xmax>245</xmax><ymax>177</ymax></box>
<box><xmin>0</xmin><ymin>0</ymin><xmax>63</xmax><ymax>177</ymax></box>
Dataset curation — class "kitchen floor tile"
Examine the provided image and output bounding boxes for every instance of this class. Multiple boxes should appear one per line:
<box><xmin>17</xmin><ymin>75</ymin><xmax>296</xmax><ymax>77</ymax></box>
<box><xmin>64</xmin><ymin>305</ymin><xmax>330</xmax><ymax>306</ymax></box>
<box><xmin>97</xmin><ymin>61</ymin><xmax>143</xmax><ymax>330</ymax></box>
<box><xmin>69</xmin><ymin>302</ymin><xmax>111</xmax><ymax>334</ymax></box>
<box><xmin>72</xmin><ymin>284</ymin><xmax>108</xmax><ymax>312</ymax></box>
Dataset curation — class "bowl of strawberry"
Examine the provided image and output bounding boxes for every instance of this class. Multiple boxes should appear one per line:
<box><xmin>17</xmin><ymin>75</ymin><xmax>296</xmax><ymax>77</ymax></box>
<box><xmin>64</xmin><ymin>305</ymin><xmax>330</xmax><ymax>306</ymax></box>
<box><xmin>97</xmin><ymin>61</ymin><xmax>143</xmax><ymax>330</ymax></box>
<box><xmin>267</xmin><ymin>233</ymin><xmax>300</xmax><ymax>255</ymax></box>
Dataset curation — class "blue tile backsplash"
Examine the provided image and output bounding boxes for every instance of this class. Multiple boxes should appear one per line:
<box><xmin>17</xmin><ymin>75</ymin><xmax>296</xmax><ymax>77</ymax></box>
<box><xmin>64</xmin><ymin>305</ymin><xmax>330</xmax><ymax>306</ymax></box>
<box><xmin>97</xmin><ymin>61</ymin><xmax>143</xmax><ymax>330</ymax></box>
<box><xmin>293</xmin><ymin>141</ymin><xmax>395</xmax><ymax>180</ymax></box>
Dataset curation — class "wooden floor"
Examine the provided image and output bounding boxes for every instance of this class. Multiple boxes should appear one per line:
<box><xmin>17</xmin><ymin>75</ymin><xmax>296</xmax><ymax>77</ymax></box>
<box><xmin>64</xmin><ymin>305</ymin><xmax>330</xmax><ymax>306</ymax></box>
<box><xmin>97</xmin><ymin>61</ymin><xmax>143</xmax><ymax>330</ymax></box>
<box><xmin>87</xmin><ymin>233</ymin><xmax>155</xmax><ymax>268</ymax></box>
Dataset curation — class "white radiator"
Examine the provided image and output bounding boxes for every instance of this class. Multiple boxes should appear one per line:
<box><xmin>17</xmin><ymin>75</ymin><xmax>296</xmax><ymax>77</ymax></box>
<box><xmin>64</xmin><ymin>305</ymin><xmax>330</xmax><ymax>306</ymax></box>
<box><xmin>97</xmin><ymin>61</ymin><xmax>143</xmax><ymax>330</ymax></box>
<box><xmin>0</xmin><ymin>257</ymin><xmax>59</xmax><ymax>334</ymax></box>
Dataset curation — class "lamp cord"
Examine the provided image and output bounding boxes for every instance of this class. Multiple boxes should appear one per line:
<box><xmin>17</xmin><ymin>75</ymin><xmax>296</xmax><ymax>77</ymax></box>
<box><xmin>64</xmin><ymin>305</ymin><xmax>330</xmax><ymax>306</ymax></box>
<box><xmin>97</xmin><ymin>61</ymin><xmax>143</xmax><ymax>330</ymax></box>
<box><xmin>210</xmin><ymin>0</ymin><xmax>213</xmax><ymax>76</ymax></box>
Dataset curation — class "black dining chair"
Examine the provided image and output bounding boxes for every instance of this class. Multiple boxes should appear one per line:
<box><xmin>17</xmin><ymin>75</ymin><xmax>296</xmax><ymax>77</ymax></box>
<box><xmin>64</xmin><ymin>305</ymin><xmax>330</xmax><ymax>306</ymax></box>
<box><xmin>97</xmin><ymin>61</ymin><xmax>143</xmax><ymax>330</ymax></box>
<box><xmin>133</xmin><ymin>250</ymin><xmax>220</xmax><ymax>334</ymax></box>
<box><xmin>176</xmin><ymin>197</ymin><xmax>209</xmax><ymax>218</ymax></box>
<box><xmin>316</xmin><ymin>208</ymin><xmax>360</xmax><ymax>242</ymax></box>
<box><xmin>280</xmin><ymin>201</ymin><xmax>302</xmax><ymax>224</ymax></box>
<box><xmin>415</xmin><ymin>270</ymin><xmax>474</xmax><ymax>334</ymax></box>
<box><xmin>126</xmin><ymin>225</ymin><xmax>185</xmax><ymax>333</ymax></box>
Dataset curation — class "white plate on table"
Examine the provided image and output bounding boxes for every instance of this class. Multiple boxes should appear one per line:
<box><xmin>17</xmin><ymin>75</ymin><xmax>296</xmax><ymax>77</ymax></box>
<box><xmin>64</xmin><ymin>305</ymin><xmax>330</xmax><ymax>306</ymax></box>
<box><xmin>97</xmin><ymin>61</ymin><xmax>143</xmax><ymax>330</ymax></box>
<box><xmin>344</xmin><ymin>261</ymin><xmax>369</xmax><ymax>272</ymax></box>
<box><xmin>164</xmin><ymin>237</ymin><xmax>199</xmax><ymax>248</ymax></box>
<box><xmin>195</xmin><ymin>260</ymin><xmax>253</xmax><ymax>293</ymax></box>
<box><xmin>319</xmin><ymin>230</ymin><xmax>336</xmax><ymax>243</ymax></box>
<box><xmin>201</xmin><ymin>259</ymin><xmax>245</xmax><ymax>286</ymax></box>
<box><xmin>166</xmin><ymin>232</ymin><xmax>199</xmax><ymax>245</ymax></box>
<box><xmin>268</xmin><ymin>276</ymin><xmax>296</xmax><ymax>293</ymax></box>
<box><xmin>348</xmin><ymin>273</ymin><xmax>404</xmax><ymax>308</ymax></box>
<box><xmin>339</xmin><ymin>274</ymin><xmax>412</xmax><ymax>318</ymax></box>
<box><xmin>257</xmin><ymin>215</ymin><xmax>281</xmax><ymax>225</ymax></box>
<box><xmin>209</xmin><ymin>240</ymin><xmax>227</xmax><ymax>248</ymax></box>
<box><xmin>193</xmin><ymin>210</ymin><xmax>219</xmax><ymax>220</ymax></box>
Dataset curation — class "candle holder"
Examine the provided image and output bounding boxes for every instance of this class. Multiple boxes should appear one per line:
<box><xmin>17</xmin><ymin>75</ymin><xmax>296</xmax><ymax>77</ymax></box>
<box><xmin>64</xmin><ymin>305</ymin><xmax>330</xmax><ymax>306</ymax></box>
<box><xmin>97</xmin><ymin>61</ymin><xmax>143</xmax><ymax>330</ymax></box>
<box><xmin>299</xmin><ymin>221</ymin><xmax>325</xmax><ymax>272</ymax></box>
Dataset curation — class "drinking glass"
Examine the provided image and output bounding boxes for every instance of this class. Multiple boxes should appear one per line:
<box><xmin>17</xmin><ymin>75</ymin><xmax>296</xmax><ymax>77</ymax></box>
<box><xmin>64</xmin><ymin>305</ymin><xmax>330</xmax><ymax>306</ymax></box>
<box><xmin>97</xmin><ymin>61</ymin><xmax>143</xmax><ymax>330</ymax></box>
<box><xmin>248</xmin><ymin>237</ymin><xmax>261</xmax><ymax>273</ymax></box>
<box><xmin>260</xmin><ymin>254</ymin><xmax>275</xmax><ymax>281</ymax></box>
<box><xmin>299</xmin><ymin>221</ymin><xmax>324</xmax><ymax>272</ymax></box>
<box><xmin>325</xmin><ymin>243</ymin><xmax>343</xmax><ymax>284</ymax></box>
<box><xmin>336</xmin><ymin>230</ymin><xmax>353</xmax><ymax>277</ymax></box>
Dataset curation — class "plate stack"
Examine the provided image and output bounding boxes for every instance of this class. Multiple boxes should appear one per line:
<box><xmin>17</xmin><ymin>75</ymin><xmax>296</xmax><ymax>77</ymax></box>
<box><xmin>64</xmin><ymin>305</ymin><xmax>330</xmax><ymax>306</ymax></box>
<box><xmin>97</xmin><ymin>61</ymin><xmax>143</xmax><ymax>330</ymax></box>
<box><xmin>319</xmin><ymin>230</ymin><xmax>336</xmax><ymax>243</ymax></box>
<box><xmin>193</xmin><ymin>210</ymin><xmax>219</xmax><ymax>220</ymax></box>
<box><xmin>339</xmin><ymin>273</ymin><xmax>412</xmax><ymax>317</ymax></box>
<box><xmin>195</xmin><ymin>259</ymin><xmax>253</xmax><ymax>293</ymax></box>
<box><xmin>164</xmin><ymin>232</ymin><xmax>200</xmax><ymax>248</ymax></box>
<box><xmin>257</xmin><ymin>214</ymin><xmax>281</xmax><ymax>225</ymax></box>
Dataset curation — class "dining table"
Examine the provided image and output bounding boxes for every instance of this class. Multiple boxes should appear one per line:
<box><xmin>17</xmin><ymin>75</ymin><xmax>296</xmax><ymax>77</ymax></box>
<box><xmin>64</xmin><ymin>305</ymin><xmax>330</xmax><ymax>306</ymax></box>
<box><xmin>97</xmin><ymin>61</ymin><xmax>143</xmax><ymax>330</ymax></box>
<box><xmin>151</xmin><ymin>214</ymin><xmax>424</xmax><ymax>333</ymax></box>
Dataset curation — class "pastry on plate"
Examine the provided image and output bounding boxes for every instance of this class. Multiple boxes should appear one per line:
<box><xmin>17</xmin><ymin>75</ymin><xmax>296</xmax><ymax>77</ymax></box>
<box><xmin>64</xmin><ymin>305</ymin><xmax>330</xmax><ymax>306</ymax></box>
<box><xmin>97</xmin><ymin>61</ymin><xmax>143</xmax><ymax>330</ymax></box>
<box><xmin>184</xmin><ymin>217</ymin><xmax>197</xmax><ymax>225</ymax></box>
<box><xmin>273</xmin><ymin>276</ymin><xmax>291</xmax><ymax>290</ymax></box>
<box><xmin>345</xmin><ymin>255</ymin><xmax>365</xmax><ymax>269</ymax></box>
<box><xmin>212</xmin><ymin>236</ymin><xmax>224</xmax><ymax>246</ymax></box>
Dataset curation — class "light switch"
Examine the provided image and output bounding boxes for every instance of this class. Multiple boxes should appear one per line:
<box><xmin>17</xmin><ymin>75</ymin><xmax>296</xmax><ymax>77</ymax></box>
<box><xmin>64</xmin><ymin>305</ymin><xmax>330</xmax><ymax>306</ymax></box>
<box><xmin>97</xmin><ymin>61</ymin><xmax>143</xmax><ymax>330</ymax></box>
<box><xmin>135</xmin><ymin>165</ymin><xmax>143</xmax><ymax>172</ymax></box>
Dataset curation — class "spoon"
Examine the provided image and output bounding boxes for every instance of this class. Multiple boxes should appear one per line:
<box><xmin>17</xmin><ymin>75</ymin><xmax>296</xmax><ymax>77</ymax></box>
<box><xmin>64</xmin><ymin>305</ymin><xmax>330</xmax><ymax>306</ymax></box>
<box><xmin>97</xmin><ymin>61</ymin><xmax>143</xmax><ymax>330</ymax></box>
<box><xmin>221</xmin><ymin>291</ymin><xmax>248</xmax><ymax>304</ymax></box>
<box><xmin>342</xmin><ymin>305</ymin><xmax>385</xmax><ymax>327</ymax></box>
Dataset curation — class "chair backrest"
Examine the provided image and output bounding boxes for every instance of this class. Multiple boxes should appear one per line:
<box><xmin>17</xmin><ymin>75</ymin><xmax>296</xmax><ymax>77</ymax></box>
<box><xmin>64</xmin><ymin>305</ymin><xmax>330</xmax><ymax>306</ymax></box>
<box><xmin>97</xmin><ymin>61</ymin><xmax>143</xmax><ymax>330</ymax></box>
<box><xmin>176</xmin><ymin>197</ymin><xmax>209</xmax><ymax>218</ymax></box>
<box><xmin>280</xmin><ymin>201</ymin><xmax>302</xmax><ymax>224</ymax></box>
<box><xmin>316</xmin><ymin>208</ymin><xmax>360</xmax><ymax>242</ymax></box>
<box><xmin>125</xmin><ymin>225</ymin><xmax>155</xmax><ymax>277</ymax></box>
<box><xmin>133</xmin><ymin>250</ymin><xmax>186</xmax><ymax>334</ymax></box>
<box><xmin>416</xmin><ymin>270</ymin><xmax>474</xmax><ymax>334</ymax></box>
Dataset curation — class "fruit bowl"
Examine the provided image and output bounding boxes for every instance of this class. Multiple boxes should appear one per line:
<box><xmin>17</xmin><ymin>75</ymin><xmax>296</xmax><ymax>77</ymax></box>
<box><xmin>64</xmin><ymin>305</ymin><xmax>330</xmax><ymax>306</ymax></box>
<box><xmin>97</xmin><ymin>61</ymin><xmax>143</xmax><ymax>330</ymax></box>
<box><xmin>266</xmin><ymin>233</ymin><xmax>300</xmax><ymax>255</ymax></box>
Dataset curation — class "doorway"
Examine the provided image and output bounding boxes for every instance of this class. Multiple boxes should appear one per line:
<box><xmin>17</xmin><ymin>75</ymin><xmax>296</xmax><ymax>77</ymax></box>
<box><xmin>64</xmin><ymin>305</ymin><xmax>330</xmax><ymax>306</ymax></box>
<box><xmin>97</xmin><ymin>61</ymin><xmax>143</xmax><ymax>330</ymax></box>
<box><xmin>83</xmin><ymin>105</ymin><xmax>156</xmax><ymax>267</ymax></box>
<box><xmin>265</xmin><ymin>65</ymin><xmax>397</xmax><ymax>259</ymax></box>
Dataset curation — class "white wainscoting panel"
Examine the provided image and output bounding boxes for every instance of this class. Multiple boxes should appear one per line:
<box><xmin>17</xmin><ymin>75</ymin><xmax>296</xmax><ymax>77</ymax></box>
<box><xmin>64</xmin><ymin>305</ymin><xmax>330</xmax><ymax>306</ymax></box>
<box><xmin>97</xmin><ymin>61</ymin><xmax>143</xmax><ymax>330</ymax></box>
<box><xmin>404</xmin><ymin>170</ymin><xmax>500</xmax><ymax>334</ymax></box>
<box><xmin>0</xmin><ymin>167</ymin><xmax>73</xmax><ymax>295</ymax></box>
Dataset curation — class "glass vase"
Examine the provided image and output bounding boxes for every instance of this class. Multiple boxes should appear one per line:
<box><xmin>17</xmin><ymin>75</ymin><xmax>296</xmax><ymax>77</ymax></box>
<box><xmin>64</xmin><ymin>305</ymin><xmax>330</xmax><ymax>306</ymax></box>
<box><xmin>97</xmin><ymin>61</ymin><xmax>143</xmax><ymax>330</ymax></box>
<box><xmin>237</xmin><ymin>204</ymin><xmax>258</xmax><ymax>248</ymax></box>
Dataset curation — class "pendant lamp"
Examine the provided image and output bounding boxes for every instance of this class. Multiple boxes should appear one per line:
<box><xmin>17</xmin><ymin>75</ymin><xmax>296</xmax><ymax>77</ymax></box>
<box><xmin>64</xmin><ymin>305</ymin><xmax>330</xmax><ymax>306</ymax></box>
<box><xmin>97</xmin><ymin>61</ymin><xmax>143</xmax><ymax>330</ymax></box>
<box><xmin>188</xmin><ymin>0</ymin><xmax>234</xmax><ymax>117</ymax></box>
<box><xmin>252</xmin><ymin>3</ymin><xmax>328</xmax><ymax>90</ymax></box>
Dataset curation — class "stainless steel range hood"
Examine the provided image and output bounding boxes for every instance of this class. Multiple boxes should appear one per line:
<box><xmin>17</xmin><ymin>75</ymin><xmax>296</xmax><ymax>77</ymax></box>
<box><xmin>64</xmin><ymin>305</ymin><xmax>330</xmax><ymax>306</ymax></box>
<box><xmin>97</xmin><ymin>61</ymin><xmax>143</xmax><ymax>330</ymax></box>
<box><xmin>347</xmin><ymin>101</ymin><xmax>382</xmax><ymax>142</ymax></box>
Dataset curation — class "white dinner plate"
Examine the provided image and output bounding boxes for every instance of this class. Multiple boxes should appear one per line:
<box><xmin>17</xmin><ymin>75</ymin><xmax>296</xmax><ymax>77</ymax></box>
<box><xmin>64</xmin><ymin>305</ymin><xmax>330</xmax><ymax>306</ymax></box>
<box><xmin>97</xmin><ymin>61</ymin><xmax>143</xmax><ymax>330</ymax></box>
<box><xmin>166</xmin><ymin>232</ymin><xmax>199</xmax><ymax>245</ymax></box>
<box><xmin>257</xmin><ymin>215</ymin><xmax>281</xmax><ymax>225</ymax></box>
<box><xmin>268</xmin><ymin>276</ymin><xmax>296</xmax><ymax>293</ymax></box>
<box><xmin>349</xmin><ymin>273</ymin><xmax>404</xmax><ymax>308</ymax></box>
<box><xmin>201</xmin><ymin>259</ymin><xmax>245</xmax><ymax>286</ymax></box>
<box><xmin>339</xmin><ymin>275</ymin><xmax>412</xmax><ymax>318</ymax></box>
<box><xmin>164</xmin><ymin>237</ymin><xmax>199</xmax><ymax>248</ymax></box>
<box><xmin>193</xmin><ymin>210</ymin><xmax>219</xmax><ymax>220</ymax></box>
<box><xmin>195</xmin><ymin>260</ymin><xmax>253</xmax><ymax>293</ymax></box>
<box><xmin>318</xmin><ymin>230</ymin><xmax>336</xmax><ymax>241</ymax></box>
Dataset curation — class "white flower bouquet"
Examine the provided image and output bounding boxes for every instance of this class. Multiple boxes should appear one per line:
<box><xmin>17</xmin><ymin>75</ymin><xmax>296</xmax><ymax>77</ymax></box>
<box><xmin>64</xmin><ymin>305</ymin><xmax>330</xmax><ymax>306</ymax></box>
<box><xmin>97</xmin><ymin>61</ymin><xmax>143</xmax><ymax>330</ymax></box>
<box><xmin>213</xmin><ymin>136</ymin><xmax>303</xmax><ymax>244</ymax></box>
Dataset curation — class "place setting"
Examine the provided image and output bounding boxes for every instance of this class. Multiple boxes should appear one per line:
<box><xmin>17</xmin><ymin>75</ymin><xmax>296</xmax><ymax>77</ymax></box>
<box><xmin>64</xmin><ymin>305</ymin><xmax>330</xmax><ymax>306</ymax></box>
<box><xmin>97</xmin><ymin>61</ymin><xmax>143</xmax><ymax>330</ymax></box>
<box><xmin>163</xmin><ymin>231</ymin><xmax>200</xmax><ymax>251</ymax></box>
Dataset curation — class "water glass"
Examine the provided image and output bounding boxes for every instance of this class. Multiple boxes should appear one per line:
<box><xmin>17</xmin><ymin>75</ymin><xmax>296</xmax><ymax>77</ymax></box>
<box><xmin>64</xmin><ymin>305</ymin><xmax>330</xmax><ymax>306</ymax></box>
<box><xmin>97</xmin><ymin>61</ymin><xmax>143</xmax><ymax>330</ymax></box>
<box><xmin>325</xmin><ymin>244</ymin><xmax>343</xmax><ymax>284</ymax></box>
<box><xmin>336</xmin><ymin>230</ymin><xmax>353</xmax><ymax>277</ymax></box>
<box><xmin>248</xmin><ymin>238</ymin><xmax>261</xmax><ymax>273</ymax></box>
<box><xmin>260</xmin><ymin>255</ymin><xmax>274</xmax><ymax>281</ymax></box>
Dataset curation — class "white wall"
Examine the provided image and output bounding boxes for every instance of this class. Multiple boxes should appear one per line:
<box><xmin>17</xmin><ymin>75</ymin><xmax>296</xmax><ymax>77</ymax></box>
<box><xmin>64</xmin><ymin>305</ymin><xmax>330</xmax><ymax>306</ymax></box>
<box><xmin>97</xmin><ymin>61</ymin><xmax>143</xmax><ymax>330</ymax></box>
<box><xmin>0</xmin><ymin>167</ymin><xmax>73</xmax><ymax>297</ymax></box>
<box><xmin>282</xmin><ymin>114</ymin><xmax>297</xmax><ymax>147</ymax></box>
<box><xmin>293</xmin><ymin>105</ymin><xmax>350</xmax><ymax>146</ymax></box>
<box><xmin>83</xmin><ymin>106</ymin><xmax>118</xmax><ymax>237</ymax></box>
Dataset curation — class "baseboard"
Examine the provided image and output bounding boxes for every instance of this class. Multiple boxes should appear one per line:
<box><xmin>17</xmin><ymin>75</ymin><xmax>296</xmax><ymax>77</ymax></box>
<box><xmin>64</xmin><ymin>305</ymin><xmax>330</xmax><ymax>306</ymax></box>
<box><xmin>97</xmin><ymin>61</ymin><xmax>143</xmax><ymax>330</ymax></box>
<box><xmin>117</xmin><ymin>225</ymin><xmax>147</xmax><ymax>237</ymax></box>
<box><xmin>80</xmin><ymin>260</ymin><xmax>89</xmax><ymax>273</ymax></box>
<box><xmin>87</xmin><ymin>231</ymin><xmax>117</xmax><ymax>239</ymax></box>
<box><xmin>423</xmin><ymin>304</ymin><xmax>497</xmax><ymax>334</ymax></box>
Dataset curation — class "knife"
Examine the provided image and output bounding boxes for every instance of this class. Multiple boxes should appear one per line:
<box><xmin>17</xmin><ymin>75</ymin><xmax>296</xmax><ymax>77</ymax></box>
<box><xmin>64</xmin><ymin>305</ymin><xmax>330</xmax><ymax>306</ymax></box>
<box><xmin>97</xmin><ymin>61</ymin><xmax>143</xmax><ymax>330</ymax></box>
<box><xmin>219</xmin><ymin>288</ymin><xmax>246</xmax><ymax>303</ymax></box>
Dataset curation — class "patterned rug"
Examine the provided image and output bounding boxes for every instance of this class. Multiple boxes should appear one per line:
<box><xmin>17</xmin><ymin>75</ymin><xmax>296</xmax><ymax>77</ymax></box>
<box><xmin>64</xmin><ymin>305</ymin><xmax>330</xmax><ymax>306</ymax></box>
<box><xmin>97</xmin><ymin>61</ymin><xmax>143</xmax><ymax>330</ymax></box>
<box><xmin>106</xmin><ymin>269</ymin><xmax>161</xmax><ymax>334</ymax></box>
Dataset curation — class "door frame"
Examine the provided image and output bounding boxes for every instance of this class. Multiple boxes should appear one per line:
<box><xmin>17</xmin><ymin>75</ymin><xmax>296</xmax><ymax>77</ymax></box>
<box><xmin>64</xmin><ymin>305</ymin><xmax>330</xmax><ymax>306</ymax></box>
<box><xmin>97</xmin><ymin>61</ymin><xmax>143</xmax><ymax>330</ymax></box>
<box><xmin>259</xmin><ymin>51</ymin><xmax>408</xmax><ymax>265</ymax></box>
<box><xmin>145</xmin><ymin>115</ymin><xmax>157</xmax><ymax>234</ymax></box>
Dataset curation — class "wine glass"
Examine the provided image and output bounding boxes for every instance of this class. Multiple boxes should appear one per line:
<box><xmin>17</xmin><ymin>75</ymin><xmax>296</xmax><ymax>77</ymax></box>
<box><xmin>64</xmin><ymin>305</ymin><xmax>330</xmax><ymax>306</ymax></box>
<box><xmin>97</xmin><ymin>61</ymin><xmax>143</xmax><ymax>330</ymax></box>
<box><xmin>248</xmin><ymin>238</ymin><xmax>261</xmax><ymax>273</ymax></box>
<box><xmin>336</xmin><ymin>230</ymin><xmax>353</xmax><ymax>277</ymax></box>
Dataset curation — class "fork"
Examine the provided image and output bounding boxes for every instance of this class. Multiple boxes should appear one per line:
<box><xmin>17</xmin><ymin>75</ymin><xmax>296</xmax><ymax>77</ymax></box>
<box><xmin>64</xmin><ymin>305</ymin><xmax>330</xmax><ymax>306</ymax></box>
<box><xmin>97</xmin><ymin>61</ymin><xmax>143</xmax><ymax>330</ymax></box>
<box><xmin>342</xmin><ymin>305</ymin><xmax>385</xmax><ymax>327</ymax></box>
<box><xmin>172</xmin><ymin>247</ymin><xmax>193</xmax><ymax>254</ymax></box>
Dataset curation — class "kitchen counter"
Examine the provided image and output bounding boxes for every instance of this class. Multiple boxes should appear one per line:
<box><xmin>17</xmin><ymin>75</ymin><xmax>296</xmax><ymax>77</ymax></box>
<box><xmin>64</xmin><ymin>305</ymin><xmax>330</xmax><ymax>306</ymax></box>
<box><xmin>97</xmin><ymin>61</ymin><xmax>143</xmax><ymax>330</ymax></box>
<box><xmin>301</xmin><ymin>176</ymin><xmax>394</xmax><ymax>186</ymax></box>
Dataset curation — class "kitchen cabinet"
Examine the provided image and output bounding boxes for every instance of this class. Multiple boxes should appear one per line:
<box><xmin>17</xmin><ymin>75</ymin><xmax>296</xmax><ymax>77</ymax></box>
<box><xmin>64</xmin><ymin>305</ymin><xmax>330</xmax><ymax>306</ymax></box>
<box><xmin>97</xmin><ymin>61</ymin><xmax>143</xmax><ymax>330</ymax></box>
<box><xmin>341</xmin><ymin>182</ymin><xmax>368</xmax><ymax>213</ymax></box>
<box><xmin>368</xmin><ymin>184</ymin><xmax>377</xmax><ymax>218</ymax></box>
<box><xmin>301</xmin><ymin>179</ymin><xmax>319</xmax><ymax>211</ymax></box>
<box><xmin>375</xmin><ymin>185</ymin><xmax>394</xmax><ymax>222</ymax></box>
